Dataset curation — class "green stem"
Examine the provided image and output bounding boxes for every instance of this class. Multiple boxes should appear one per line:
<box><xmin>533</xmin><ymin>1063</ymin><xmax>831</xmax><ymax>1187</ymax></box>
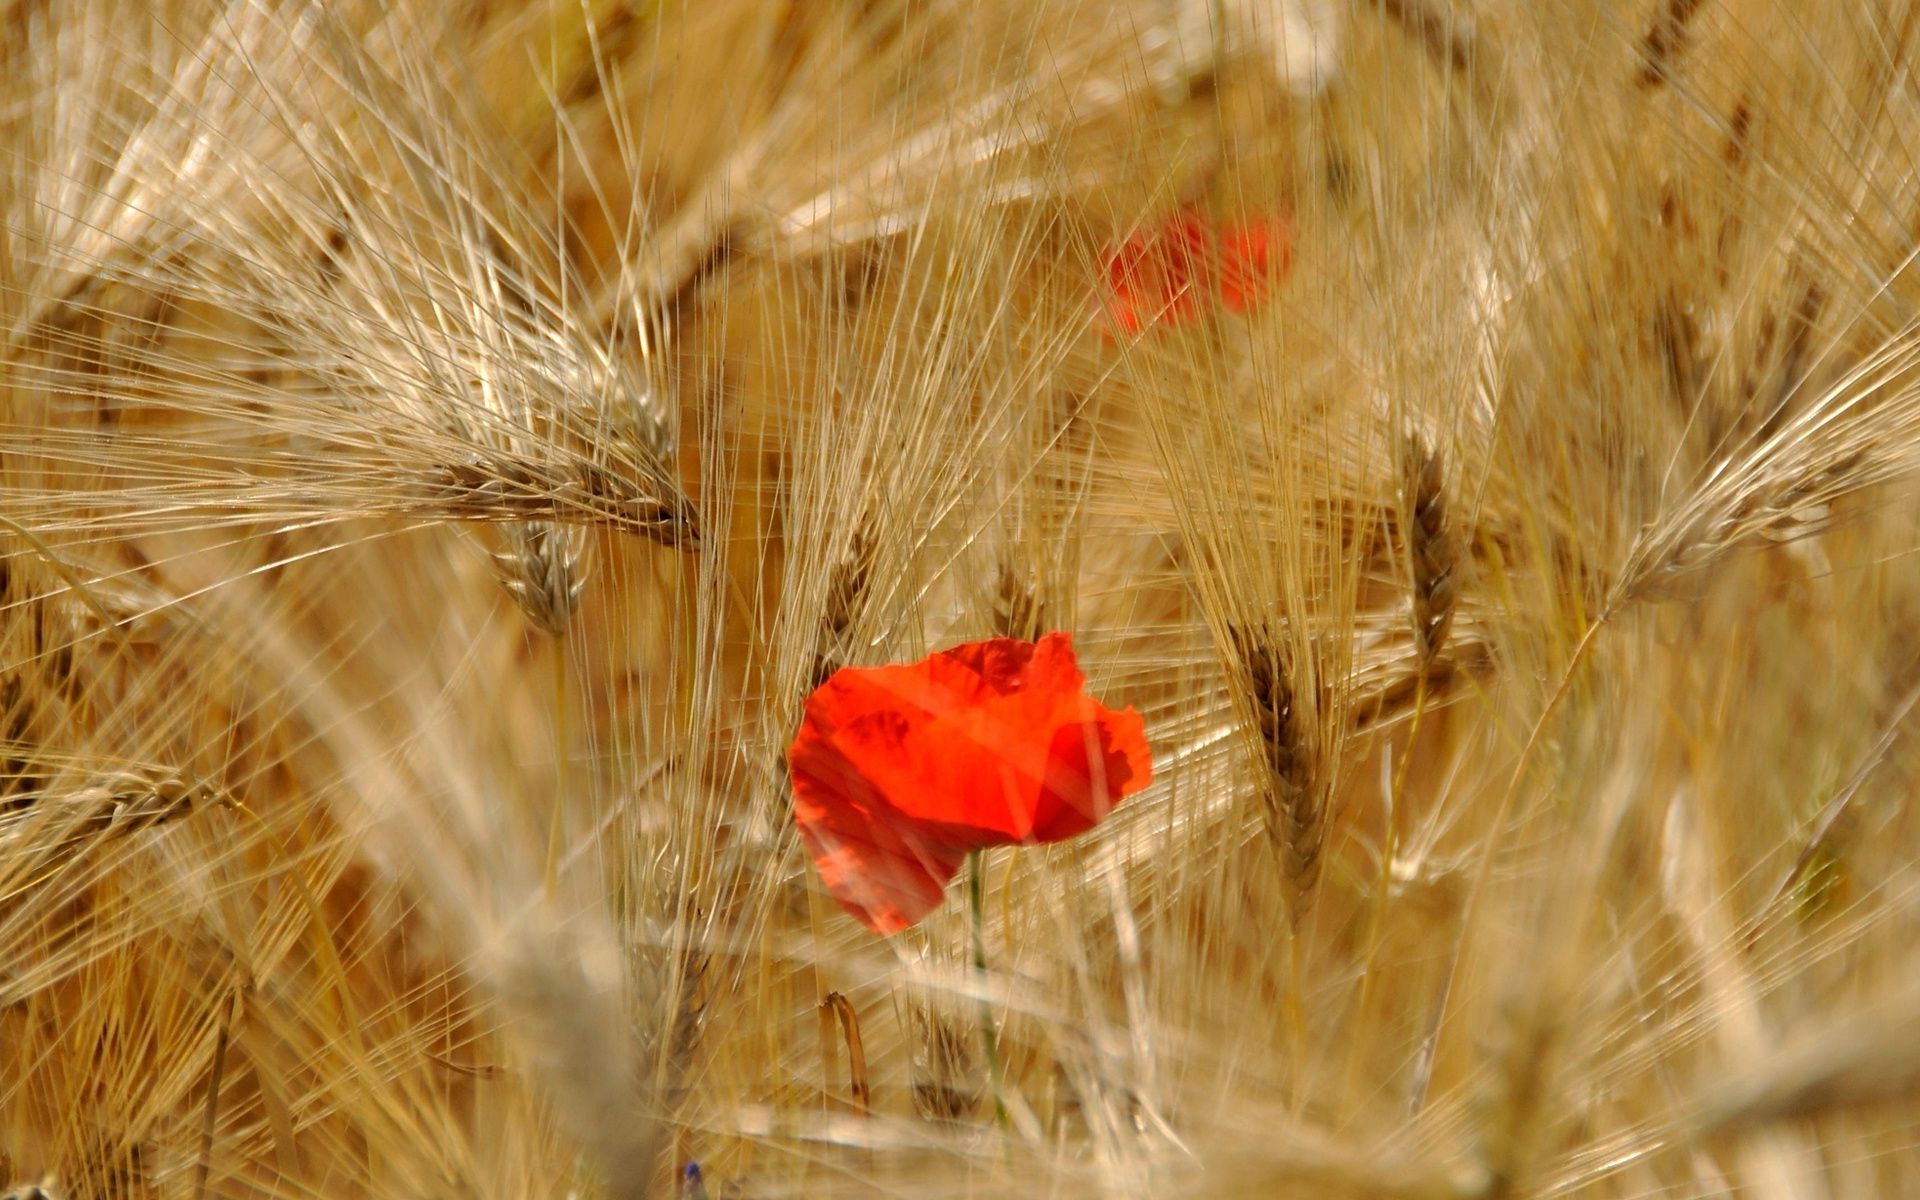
<box><xmin>967</xmin><ymin>850</ymin><xmax>1010</xmax><ymax>1132</ymax></box>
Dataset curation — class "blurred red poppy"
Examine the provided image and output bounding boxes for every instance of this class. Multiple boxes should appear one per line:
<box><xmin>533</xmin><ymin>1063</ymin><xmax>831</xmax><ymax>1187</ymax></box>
<box><xmin>789</xmin><ymin>632</ymin><xmax>1153</xmax><ymax>934</ymax></box>
<box><xmin>1217</xmin><ymin>213</ymin><xmax>1293</xmax><ymax>314</ymax></box>
<box><xmin>1100</xmin><ymin>209</ymin><xmax>1293</xmax><ymax>336</ymax></box>
<box><xmin>1102</xmin><ymin>211</ymin><xmax>1210</xmax><ymax>336</ymax></box>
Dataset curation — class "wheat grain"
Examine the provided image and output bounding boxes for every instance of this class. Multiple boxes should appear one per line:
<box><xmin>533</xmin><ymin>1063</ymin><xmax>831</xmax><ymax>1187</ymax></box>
<box><xmin>807</xmin><ymin>518</ymin><xmax>877</xmax><ymax>694</ymax></box>
<box><xmin>989</xmin><ymin>558</ymin><xmax>1043</xmax><ymax>643</ymax></box>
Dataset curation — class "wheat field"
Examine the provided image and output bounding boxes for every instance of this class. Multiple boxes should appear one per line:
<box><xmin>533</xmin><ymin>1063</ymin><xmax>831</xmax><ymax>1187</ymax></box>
<box><xmin>2</xmin><ymin>0</ymin><xmax>1919</xmax><ymax>1196</ymax></box>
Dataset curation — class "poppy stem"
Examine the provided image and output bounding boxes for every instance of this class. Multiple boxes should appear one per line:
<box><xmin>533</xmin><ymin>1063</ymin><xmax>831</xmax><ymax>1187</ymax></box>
<box><xmin>967</xmin><ymin>850</ymin><xmax>1010</xmax><ymax>1132</ymax></box>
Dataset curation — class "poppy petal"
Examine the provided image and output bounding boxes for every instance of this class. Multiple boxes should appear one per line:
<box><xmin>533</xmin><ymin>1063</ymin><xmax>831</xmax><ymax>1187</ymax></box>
<box><xmin>934</xmin><ymin>632</ymin><xmax>1082</xmax><ymax>698</ymax></box>
<box><xmin>1218</xmin><ymin>213</ymin><xmax>1293</xmax><ymax>314</ymax></box>
<box><xmin>788</xmin><ymin>632</ymin><xmax>1153</xmax><ymax>933</ymax></box>
<box><xmin>1099</xmin><ymin>209</ymin><xmax>1294</xmax><ymax>336</ymax></box>
<box><xmin>1100</xmin><ymin>212</ymin><xmax>1211</xmax><ymax>337</ymax></box>
<box><xmin>1030</xmin><ymin>698</ymin><xmax>1152</xmax><ymax>840</ymax></box>
<box><xmin>790</xmin><ymin>712</ymin><xmax>967</xmax><ymax>933</ymax></box>
<box><xmin>1103</xmin><ymin>235</ymin><xmax>1150</xmax><ymax>335</ymax></box>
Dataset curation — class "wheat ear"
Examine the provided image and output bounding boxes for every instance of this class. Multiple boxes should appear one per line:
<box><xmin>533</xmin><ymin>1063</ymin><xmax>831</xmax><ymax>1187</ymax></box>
<box><xmin>1228</xmin><ymin>623</ymin><xmax>1323</xmax><ymax>922</ymax></box>
<box><xmin>495</xmin><ymin>521</ymin><xmax>591</xmax><ymax>636</ymax></box>
<box><xmin>991</xmin><ymin>558</ymin><xmax>1044</xmax><ymax>642</ymax></box>
<box><xmin>1693</xmin><ymin>984</ymin><xmax>1920</xmax><ymax>1135</ymax></box>
<box><xmin>1637</xmin><ymin>0</ymin><xmax>1707</xmax><ymax>88</ymax></box>
<box><xmin>909</xmin><ymin>1003</ymin><xmax>981</xmax><ymax>1122</ymax></box>
<box><xmin>1403</xmin><ymin>434</ymin><xmax>1457</xmax><ymax>666</ymax></box>
<box><xmin>819</xmin><ymin>991</ymin><xmax>871</xmax><ymax>1117</ymax></box>
<box><xmin>808</xmin><ymin>520</ymin><xmax>876</xmax><ymax>693</ymax></box>
<box><xmin>0</xmin><ymin>766</ymin><xmax>225</xmax><ymax>881</ymax></box>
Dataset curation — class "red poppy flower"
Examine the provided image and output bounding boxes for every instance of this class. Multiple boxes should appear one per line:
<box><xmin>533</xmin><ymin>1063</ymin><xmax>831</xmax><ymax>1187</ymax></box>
<box><xmin>1102</xmin><ymin>212</ymin><xmax>1210</xmax><ymax>336</ymax></box>
<box><xmin>1217</xmin><ymin>213</ymin><xmax>1293</xmax><ymax>314</ymax></box>
<box><xmin>788</xmin><ymin>632</ymin><xmax>1153</xmax><ymax>934</ymax></box>
<box><xmin>1099</xmin><ymin>208</ymin><xmax>1293</xmax><ymax>336</ymax></box>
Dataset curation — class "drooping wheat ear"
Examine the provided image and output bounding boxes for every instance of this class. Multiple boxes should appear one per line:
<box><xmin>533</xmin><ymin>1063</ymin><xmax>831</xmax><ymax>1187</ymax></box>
<box><xmin>908</xmin><ymin>1003</ymin><xmax>981</xmax><ymax>1122</ymax></box>
<box><xmin>1402</xmin><ymin>434</ymin><xmax>1457</xmax><ymax>666</ymax></box>
<box><xmin>18</xmin><ymin>436</ymin><xmax>702</xmax><ymax>548</ymax></box>
<box><xmin>991</xmin><ymin>559</ymin><xmax>1044</xmax><ymax>642</ymax></box>
<box><xmin>494</xmin><ymin>521</ymin><xmax>589</xmax><ymax>636</ymax></box>
<box><xmin>1226</xmin><ymin>623</ymin><xmax>1324</xmax><ymax>921</ymax></box>
<box><xmin>808</xmin><ymin>519</ymin><xmax>876</xmax><ymax>693</ymax></box>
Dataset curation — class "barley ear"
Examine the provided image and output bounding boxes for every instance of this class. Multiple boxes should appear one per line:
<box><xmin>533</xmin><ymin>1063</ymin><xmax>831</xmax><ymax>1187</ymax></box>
<box><xmin>1</xmin><ymin>765</ymin><xmax>226</xmax><ymax>878</ymax></box>
<box><xmin>909</xmin><ymin>1003</ymin><xmax>981</xmax><ymax>1122</ymax></box>
<box><xmin>495</xmin><ymin>521</ymin><xmax>590</xmax><ymax>636</ymax></box>
<box><xmin>1693</xmin><ymin>987</ymin><xmax>1920</xmax><ymax>1135</ymax></box>
<box><xmin>991</xmin><ymin>559</ymin><xmax>1043</xmax><ymax>642</ymax></box>
<box><xmin>1403</xmin><ymin>434</ymin><xmax>1457</xmax><ymax>665</ymax></box>
<box><xmin>416</xmin><ymin>453</ymin><xmax>698</xmax><ymax>545</ymax></box>
<box><xmin>1636</xmin><ymin>0</ymin><xmax>1706</xmax><ymax>88</ymax></box>
<box><xmin>1227</xmin><ymin>623</ymin><xmax>1324</xmax><ymax>921</ymax></box>
<box><xmin>808</xmin><ymin>520</ymin><xmax>876</xmax><ymax>693</ymax></box>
